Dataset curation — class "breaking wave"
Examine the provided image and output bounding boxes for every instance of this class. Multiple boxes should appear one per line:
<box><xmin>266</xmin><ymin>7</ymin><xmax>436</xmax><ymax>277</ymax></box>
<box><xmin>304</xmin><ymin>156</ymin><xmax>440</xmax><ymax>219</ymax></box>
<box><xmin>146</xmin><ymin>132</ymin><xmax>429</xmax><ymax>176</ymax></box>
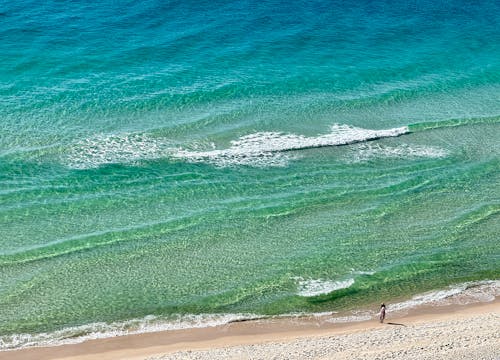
<box><xmin>0</xmin><ymin>280</ymin><xmax>496</xmax><ymax>351</ymax></box>
<box><xmin>389</xmin><ymin>280</ymin><xmax>499</xmax><ymax>312</ymax></box>
<box><xmin>65</xmin><ymin>133</ymin><xmax>173</xmax><ymax>169</ymax></box>
<box><xmin>294</xmin><ymin>277</ymin><xmax>356</xmax><ymax>297</ymax></box>
<box><xmin>324</xmin><ymin>280</ymin><xmax>499</xmax><ymax>324</ymax></box>
<box><xmin>65</xmin><ymin>124</ymin><xmax>409</xmax><ymax>169</ymax></box>
<box><xmin>64</xmin><ymin>116</ymin><xmax>499</xmax><ymax>168</ymax></box>
<box><xmin>172</xmin><ymin>124</ymin><xmax>409</xmax><ymax>167</ymax></box>
<box><xmin>0</xmin><ymin>313</ymin><xmax>263</xmax><ymax>351</ymax></box>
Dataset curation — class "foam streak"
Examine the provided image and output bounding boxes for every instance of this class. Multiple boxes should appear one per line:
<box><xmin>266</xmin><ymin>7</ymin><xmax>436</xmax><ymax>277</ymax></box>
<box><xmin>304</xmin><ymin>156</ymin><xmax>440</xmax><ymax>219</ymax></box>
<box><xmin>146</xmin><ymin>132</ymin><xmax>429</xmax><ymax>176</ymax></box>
<box><xmin>172</xmin><ymin>124</ymin><xmax>409</xmax><ymax>167</ymax></box>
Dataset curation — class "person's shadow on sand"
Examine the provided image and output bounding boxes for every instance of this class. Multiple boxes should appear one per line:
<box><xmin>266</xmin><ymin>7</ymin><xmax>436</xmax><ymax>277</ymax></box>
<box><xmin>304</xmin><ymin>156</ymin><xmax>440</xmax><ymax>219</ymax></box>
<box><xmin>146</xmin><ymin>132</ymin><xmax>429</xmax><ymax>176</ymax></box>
<box><xmin>387</xmin><ymin>322</ymin><xmax>406</xmax><ymax>326</ymax></box>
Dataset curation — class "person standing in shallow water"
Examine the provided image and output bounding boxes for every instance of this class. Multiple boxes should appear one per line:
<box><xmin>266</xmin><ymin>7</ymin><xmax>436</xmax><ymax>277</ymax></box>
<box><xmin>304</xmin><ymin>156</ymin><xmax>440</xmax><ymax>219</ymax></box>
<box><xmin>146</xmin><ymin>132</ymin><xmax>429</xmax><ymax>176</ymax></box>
<box><xmin>379</xmin><ymin>303</ymin><xmax>386</xmax><ymax>323</ymax></box>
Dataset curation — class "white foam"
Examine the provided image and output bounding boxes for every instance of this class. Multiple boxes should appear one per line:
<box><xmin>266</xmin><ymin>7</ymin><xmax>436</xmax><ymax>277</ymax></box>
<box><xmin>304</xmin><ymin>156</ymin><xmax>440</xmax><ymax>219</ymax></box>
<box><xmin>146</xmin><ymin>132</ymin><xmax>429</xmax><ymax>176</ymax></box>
<box><xmin>388</xmin><ymin>280</ymin><xmax>499</xmax><ymax>312</ymax></box>
<box><xmin>65</xmin><ymin>133</ymin><xmax>172</xmax><ymax>169</ymax></box>
<box><xmin>64</xmin><ymin>124</ymin><xmax>411</xmax><ymax>169</ymax></box>
<box><xmin>322</xmin><ymin>280</ymin><xmax>499</xmax><ymax>324</ymax></box>
<box><xmin>172</xmin><ymin>124</ymin><xmax>409</xmax><ymax>167</ymax></box>
<box><xmin>348</xmin><ymin>143</ymin><xmax>448</xmax><ymax>163</ymax></box>
<box><xmin>294</xmin><ymin>277</ymin><xmax>355</xmax><ymax>297</ymax></box>
<box><xmin>0</xmin><ymin>313</ymin><xmax>263</xmax><ymax>351</ymax></box>
<box><xmin>350</xmin><ymin>269</ymin><xmax>376</xmax><ymax>276</ymax></box>
<box><xmin>1</xmin><ymin>280</ymin><xmax>497</xmax><ymax>351</ymax></box>
<box><xmin>293</xmin><ymin>271</ymin><xmax>374</xmax><ymax>298</ymax></box>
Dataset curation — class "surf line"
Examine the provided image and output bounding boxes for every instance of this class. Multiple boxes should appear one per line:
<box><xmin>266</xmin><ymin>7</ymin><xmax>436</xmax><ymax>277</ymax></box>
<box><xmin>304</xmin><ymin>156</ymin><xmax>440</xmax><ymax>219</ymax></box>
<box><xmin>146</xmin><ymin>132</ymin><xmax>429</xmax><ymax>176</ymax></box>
<box><xmin>277</xmin><ymin>126</ymin><xmax>410</xmax><ymax>153</ymax></box>
<box><xmin>242</xmin><ymin>115</ymin><xmax>500</xmax><ymax>155</ymax></box>
<box><xmin>280</xmin><ymin>115</ymin><xmax>500</xmax><ymax>153</ymax></box>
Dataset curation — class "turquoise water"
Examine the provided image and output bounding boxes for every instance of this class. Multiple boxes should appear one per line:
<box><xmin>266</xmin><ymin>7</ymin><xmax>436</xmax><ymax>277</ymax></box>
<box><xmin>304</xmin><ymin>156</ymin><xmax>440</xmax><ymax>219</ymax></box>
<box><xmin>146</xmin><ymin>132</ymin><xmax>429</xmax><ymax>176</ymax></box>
<box><xmin>1</xmin><ymin>0</ymin><xmax>499</xmax><ymax>348</ymax></box>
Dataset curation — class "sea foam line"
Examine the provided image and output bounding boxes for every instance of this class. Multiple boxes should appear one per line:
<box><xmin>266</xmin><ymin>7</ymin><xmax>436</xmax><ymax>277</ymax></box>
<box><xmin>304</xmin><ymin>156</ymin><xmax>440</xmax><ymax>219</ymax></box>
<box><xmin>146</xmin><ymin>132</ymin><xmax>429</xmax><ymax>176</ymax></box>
<box><xmin>0</xmin><ymin>313</ymin><xmax>263</xmax><ymax>351</ymax></box>
<box><xmin>294</xmin><ymin>270</ymin><xmax>376</xmax><ymax>297</ymax></box>
<box><xmin>64</xmin><ymin>124</ymin><xmax>410</xmax><ymax>169</ymax></box>
<box><xmin>294</xmin><ymin>277</ymin><xmax>356</xmax><ymax>297</ymax></box>
<box><xmin>65</xmin><ymin>133</ymin><xmax>173</xmax><ymax>169</ymax></box>
<box><xmin>324</xmin><ymin>280</ymin><xmax>499</xmax><ymax>324</ymax></box>
<box><xmin>0</xmin><ymin>280</ymin><xmax>497</xmax><ymax>351</ymax></box>
<box><xmin>298</xmin><ymin>279</ymin><xmax>354</xmax><ymax>297</ymax></box>
<box><xmin>172</xmin><ymin>124</ymin><xmax>409</xmax><ymax>167</ymax></box>
<box><xmin>388</xmin><ymin>280</ymin><xmax>500</xmax><ymax>312</ymax></box>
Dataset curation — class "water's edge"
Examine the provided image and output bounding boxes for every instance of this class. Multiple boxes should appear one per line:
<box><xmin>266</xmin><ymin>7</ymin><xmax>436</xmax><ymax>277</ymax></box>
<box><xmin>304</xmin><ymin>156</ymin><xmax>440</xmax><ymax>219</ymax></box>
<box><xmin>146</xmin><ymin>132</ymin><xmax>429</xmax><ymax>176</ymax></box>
<box><xmin>1</xmin><ymin>279</ymin><xmax>497</xmax><ymax>351</ymax></box>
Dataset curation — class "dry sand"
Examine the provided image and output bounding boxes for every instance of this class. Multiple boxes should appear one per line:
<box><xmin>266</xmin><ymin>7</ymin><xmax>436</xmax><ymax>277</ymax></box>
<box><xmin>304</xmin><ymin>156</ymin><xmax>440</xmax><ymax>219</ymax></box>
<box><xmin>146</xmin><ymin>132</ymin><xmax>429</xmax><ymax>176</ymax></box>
<box><xmin>2</xmin><ymin>300</ymin><xmax>499</xmax><ymax>360</ymax></box>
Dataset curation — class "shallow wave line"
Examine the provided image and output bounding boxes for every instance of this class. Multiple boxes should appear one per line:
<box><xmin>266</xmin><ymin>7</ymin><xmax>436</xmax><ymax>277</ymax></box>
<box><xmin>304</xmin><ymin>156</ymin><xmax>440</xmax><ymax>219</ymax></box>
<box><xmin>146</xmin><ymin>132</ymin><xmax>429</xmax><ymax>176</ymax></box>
<box><xmin>171</xmin><ymin>125</ymin><xmax>409</xmax><ymax>167</ymax></box>
<box><xmin>1</xmin><ymin>280</ymin><xmax>496</xmax><ymax>351</ymax></box>
<box><xmin>0</xmin><ymin>217</ymin><xmax>198</xmax><ymax>265</ymax></box>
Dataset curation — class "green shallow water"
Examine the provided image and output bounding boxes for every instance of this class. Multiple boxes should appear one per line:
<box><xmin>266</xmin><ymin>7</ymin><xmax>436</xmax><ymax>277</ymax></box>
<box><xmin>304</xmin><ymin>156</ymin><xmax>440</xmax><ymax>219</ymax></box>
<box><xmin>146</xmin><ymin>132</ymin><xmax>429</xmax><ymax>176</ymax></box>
<box><xmin>1</xmin><ymin>122</ymin><xmax>499</xmax><ymax>336</ymax></box>
<box><xmin>1</xmin><ymin>0</ymin><xmax>499</xmax><ymax>348</ymax></box>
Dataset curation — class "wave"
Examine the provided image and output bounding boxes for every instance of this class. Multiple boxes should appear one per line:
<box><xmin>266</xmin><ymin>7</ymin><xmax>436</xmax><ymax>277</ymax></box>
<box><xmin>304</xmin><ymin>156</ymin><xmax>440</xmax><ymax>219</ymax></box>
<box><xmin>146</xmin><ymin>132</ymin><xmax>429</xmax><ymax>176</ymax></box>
<box><xmin>0</xmin><ymin>313</ymin><xmax>263</xmax><ymax>351</ymax></box>
<box><xmin>171</xmin><ymin>124</ymin><xmax>409</xmax><ymax>167</ymax></box>
<box><xmin>346</xmin><ymin>143</ymin><xmax>448</xmax><ymax>163</ymax></box>
<box><xmin>0</xmin><ymin>216</ymin><xmax>197</xmax><ymax>265</ymax></box>
<box><xmin>294</xmin><ymin>277</ymin><xmax>356</xmax><ymax>297</ymax></box>
<box><xmin>388</xmin><ymin>280</ymin><xmax>500</xmax><ymax>312</ymax></box>
<box><xmin>64</xmin><ymin>116</ymin><xmax>499</xmax><ymax>169</ymax></box>
<box><xmin>64</xmin><ymin>133</ymin><xmax>173</xmax><ymax>169</ymax></box>
<box><xmin>173</xmin><ymin>115</ymin><xmax>500</xmax><ymax>166</ymax></box>
<box><xmin>408</xmin><ymin>115</ymin><xmax>500</xmax><ymax>132</ymax></box>
<box><xmin>350</xmin><ymin>270</ymin><xmax>376</xmax><ymax>276</ymax></box>
<box><xmin>324</xmin><ymin>280</ymin><xmax>499</xmax><ymax>324</ymax></box>
<box><xmin>294</xmin><ymin>270</ymin><xmax>376</xmax><ymax>297</ymax></box>
<box><xmin>64</xmin><ymin>124</ymin><xmax>410</xmax><ymax>169</ymax></box>
<box><xmin>1</xmin><ymin>280</ymin><xmax>496</xmax><ymax>351</ymax></box>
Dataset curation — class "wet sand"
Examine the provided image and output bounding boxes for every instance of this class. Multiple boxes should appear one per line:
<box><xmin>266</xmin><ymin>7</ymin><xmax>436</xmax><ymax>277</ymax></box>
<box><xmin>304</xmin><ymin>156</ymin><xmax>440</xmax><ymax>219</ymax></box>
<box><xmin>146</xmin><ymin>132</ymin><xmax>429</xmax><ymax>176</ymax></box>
<box><xmin>2</xmin><ymin>299</ymin><xmax>498</xmax><ymax>360</ymax></box>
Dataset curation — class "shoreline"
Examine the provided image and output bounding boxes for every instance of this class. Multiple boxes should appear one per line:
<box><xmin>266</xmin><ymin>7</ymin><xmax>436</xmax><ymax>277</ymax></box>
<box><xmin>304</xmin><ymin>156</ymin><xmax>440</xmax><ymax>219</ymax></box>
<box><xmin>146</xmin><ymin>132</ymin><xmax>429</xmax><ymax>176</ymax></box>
<box><xmin>3</xmin><ymin>298</ymin><xmax>498</xmax><ymax>360</ymax></box>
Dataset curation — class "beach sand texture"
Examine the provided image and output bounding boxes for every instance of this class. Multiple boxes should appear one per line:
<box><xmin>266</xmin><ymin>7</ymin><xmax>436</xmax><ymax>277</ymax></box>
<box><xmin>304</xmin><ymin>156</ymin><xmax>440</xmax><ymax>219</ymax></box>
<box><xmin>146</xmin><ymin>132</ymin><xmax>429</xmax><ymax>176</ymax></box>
<box><xmin>4</xmin><ymin>300</ymin><xmax>498</xmax><ymax>360</ymax></box>
<box><xmin>150</xmin><ymin>310</ymin><xmax>499</xmax><ymax>360</ymax></box>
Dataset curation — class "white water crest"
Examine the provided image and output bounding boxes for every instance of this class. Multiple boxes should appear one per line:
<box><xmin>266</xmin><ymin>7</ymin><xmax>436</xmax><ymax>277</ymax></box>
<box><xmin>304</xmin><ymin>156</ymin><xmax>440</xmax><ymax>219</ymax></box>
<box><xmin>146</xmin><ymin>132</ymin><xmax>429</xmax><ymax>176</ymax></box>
<box><xmin>350</xmin><ymin>269</ymin><xmax>376</xmax><ymax>276</ymax></box>
<box><xmin>295</xmin><ymin>277</ymin><xmax>355</xmax><ymax>297</ymax></box>
<box><xmin>65</xmin><ymin>124</ymin><xmax>410</xmax><ymax>169</ymax></box>
<box><xmin>1</xmin><ymin>280</ymin><xmax>496</xmax><ymax>350</ymax></box>
<box><xmin>172</xmin><ymin>124</ymin><xmax>409</xmax><ymax>167</ymax></box>
<box><xmin>65</xmin><ymin>133</ymin><xmax>173</xmax><ymax>169</ymax></box>
<box><xmin>323</xmin><ymin>280</ymin><xmax>499</xmax><ymax>324</ymax></box>
<box><xmin>0</xmin><ymin>313</ymin><xmax>263</xmax><ymax>351</ymax></box>
<box><xmin>294</xmin><ymin>270</ymin><xmax>375</xmax><ymax>297</ymax></box>
<box><xmin>388</xmin><ymin>280</ymin><xmax>499</xmax><ymax>313</ymax></box>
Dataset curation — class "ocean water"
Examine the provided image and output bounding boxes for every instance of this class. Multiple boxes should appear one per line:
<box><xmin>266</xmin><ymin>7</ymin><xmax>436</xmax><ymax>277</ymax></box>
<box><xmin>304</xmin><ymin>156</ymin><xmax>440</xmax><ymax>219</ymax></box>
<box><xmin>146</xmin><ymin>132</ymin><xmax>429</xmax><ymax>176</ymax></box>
<box><xmin>1</xmin><ymin>0</ymin><xmax>499</xmax><ymax>349</ymax></box>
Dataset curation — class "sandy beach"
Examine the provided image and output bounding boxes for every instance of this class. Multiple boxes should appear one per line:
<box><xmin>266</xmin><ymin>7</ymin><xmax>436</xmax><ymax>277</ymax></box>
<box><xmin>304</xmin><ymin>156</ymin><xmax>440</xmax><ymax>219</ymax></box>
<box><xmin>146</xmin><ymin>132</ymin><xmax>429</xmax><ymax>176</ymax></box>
<box><xmin>3</xmin><ymin>299</ymin><xmax>498</xmax><ymax>360</ymax></box>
